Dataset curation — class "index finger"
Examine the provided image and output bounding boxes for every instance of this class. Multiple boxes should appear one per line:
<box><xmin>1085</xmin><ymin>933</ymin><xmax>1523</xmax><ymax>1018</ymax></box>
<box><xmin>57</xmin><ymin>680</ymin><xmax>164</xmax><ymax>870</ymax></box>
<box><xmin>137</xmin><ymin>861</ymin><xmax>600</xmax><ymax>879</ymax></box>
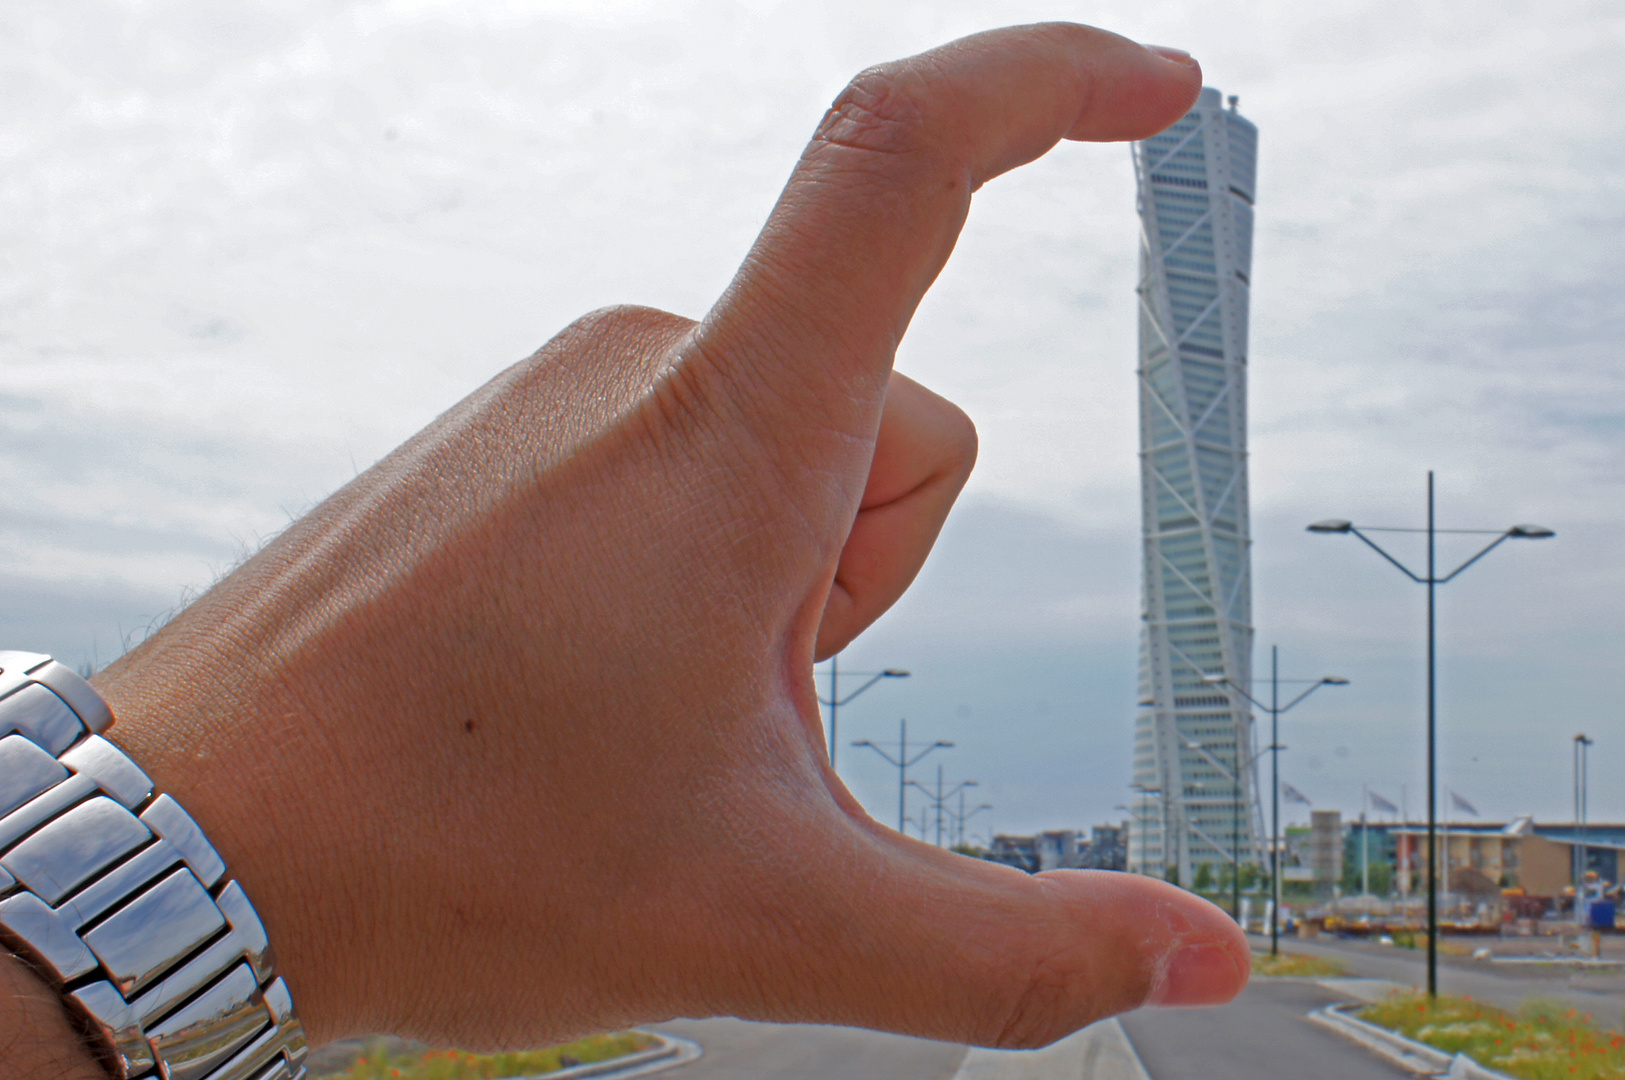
<box><xmin>689</xmin><ymin>23</ymin><xmax>1201</xmax><ymax>439</ymax></box>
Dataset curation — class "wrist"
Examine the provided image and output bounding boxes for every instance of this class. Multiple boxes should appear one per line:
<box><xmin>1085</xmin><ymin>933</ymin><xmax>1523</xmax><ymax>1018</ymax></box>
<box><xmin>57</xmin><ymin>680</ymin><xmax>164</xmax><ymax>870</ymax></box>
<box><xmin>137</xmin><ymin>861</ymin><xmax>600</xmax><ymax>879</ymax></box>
<box><xmin>93</xmin><ymin>644</ymin><xmax>361</xmax><ymax>1050</ymax></box>
<box><xmin>0</xmin><ymin>652</ymin><xmax>310</xmax><ymax>1077</ymax></box>
<box><xmin>0</xmin><ymin>950</ymin><xmax>107</xmax><ymax>1080</ymax></box>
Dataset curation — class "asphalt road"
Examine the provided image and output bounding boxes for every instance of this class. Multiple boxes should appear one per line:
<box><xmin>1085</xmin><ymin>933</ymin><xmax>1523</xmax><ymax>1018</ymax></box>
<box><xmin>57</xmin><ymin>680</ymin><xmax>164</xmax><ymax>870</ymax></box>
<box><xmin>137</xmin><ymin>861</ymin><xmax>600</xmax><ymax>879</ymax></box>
<box><xmin>1272</xmin><ymin>934</ymin><xmax>1625</xmax><ymax>1018</ymax></box>
<box><xmin>649</xmin><ymin>1017</ymin><xmax>968</xmax><ymax>1080</ymax></box>
<box><xmin>1121</xmin><ymin>978</ymin><xmax>1405</xmax><ymax>1080</ymax></box>
<box><xmin>653</xmin><ymin>979</ymin><xmax>1408</xmax><ymax>1079</ymax></box>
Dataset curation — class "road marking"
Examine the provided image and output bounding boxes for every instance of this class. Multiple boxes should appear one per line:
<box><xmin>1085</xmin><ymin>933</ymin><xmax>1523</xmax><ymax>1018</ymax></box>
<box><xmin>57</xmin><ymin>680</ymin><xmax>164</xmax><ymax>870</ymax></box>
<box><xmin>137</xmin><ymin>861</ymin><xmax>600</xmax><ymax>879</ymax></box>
<box><xmin>950</xmin><ymin>1018</ymin><xmax>1151</xmax><ymax>1080</ymax></box>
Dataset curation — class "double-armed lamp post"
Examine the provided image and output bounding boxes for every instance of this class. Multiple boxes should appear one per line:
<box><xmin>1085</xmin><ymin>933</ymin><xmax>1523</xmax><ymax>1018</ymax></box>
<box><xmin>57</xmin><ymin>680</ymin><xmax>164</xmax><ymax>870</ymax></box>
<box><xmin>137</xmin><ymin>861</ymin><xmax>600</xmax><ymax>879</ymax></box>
<box><xmin>853</xmin><ymin>719</ymin><xmax>954</xmax><ymax>833</ymax></box>
<box><xmin>817</xmin><ymin>655</ymin><xmax>909</xmax><ymax>768</ymax></box>
<box><xmin>908</xmin><ymin>765</ymin><xmax>979</xmax><ymax>847</ymax></box>
<box><xmin>1307</xmin><ymin>471</ymin><xmax>1553</xmax><ymax>996</ymax></box>
<box><xmin>1202</xmin><ymin>652</ymin><xmax>1347</xmax><ymax>955</ymax></box>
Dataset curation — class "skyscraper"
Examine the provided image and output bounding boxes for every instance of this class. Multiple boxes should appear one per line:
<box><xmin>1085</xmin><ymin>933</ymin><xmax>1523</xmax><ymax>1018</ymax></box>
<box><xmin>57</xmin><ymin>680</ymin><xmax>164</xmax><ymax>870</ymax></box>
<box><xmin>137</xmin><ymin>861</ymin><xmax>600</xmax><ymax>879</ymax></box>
<box><xmin>1128</xmin><ymin>88</ymin><xmax>1259</xmax><ymax>886</ymax></box>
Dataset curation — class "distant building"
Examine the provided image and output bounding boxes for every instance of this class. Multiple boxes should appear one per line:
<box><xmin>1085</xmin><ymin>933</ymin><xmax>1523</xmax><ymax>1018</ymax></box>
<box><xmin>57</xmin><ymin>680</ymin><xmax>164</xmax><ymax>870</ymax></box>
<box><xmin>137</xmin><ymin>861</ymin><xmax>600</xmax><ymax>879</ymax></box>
<box><xmin>1391</xmin><ymin>818</ymin><xmax>1625</xmax><ymax>897</ymax></box>
<box><xmin>1128</xmin><ymin>87</ymin><xmax>1261</xmax><ymax>886</ymax></box>
<box><xmin>985</xmin><ymin>827</ymin><xmax>1129</xmax><ymax>874</ymax></box>
<box><xmin>1036</xmin><ymin>830</ymin><xmax>1079</xmax><ymax>871</ymax></box>
<box><xmin>1270</xmin><ymin>816</ymin><xmax>1625</xmax><ymax>900</ymax></box>
<box><xmin>1309</xmin><ymin>810</ymin><xmax>1342</xmax><ymax>894</ymax></box>
<box><xmin>1083</xmin><ymin>825</ymin><xmax>1127</xmax><ymax>871</ymax></box>
<box><xmin>986</xmin><ymin>835</ymin><xmax>1039</xmax><ymax>873</ymax></box>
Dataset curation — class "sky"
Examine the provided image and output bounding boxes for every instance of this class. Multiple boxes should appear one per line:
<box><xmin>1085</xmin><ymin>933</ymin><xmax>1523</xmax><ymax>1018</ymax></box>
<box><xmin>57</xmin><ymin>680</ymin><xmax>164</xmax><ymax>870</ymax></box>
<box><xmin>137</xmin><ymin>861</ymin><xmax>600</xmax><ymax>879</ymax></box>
<box><xmin>4</xmin><ymin>0</ymin><xmax>1623</xmax><ymax>838</ymax></box>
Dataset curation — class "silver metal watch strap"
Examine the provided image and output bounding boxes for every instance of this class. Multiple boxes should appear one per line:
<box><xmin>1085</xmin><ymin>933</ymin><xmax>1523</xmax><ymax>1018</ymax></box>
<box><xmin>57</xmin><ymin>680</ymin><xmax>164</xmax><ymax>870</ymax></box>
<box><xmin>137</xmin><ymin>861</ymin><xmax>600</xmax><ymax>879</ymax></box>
<box><xmin>0</xmin><ymin>651</ymin><xmax>308</xmax><ymax>1080</ymax></box>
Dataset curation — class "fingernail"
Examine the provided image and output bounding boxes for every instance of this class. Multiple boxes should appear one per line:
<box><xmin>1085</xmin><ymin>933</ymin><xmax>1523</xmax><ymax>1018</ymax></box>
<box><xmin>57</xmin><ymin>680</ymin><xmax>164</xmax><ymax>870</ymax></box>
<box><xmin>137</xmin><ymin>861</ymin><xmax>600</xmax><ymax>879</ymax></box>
<box><xmin>1144</xmin><ymin>44</ymin><xmax>1197</xmax><ymax>67</ymax></box>
<box><xmin>1147</xmin><ymin>942</ymin><xmax>1245</xmax><ymax>1006</ymax></box>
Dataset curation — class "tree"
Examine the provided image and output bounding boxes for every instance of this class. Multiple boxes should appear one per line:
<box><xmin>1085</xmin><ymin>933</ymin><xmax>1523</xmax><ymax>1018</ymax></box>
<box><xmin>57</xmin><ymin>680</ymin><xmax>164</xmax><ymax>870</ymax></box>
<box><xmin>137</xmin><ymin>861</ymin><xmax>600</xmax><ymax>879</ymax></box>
<box><xmin>1193</xmin><ymin>863</ymin><xmax>1215</xmax><ymax>893</ymax></box>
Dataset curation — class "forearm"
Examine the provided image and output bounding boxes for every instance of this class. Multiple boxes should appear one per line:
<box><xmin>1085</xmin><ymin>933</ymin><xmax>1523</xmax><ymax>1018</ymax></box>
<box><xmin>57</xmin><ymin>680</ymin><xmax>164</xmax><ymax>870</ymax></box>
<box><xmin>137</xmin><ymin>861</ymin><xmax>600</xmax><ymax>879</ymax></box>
<box><xmin>0</xmin><ymin>952</ymin><xmax>107</xmax><ymax>1080</ymax></box>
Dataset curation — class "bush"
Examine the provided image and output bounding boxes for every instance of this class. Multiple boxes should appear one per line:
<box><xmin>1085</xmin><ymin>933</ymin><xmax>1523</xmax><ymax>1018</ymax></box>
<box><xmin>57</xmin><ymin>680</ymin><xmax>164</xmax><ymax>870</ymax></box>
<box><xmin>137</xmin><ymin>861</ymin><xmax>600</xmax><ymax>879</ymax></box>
<box><xmin>331</xmin><ymin>1032</ymin><xmax>657</xmax><ymax>1080</ymax></box>
<box><xmin>1251</xmin><ymin>951</ymin><xmax>1346</xmax><ymax>978</ymax></box>
<box><xmin>1362</xmin><ymin>992</ymin><xmax>1625</xmax><ymax>1080</ymax></box>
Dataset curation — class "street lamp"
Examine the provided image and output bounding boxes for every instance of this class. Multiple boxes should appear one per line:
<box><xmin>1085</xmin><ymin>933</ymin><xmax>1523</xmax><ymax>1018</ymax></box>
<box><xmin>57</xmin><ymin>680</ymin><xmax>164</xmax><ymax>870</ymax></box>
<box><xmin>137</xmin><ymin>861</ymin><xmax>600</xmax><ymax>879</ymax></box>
<box><xmin>852</xmin><ymin>719</ymin><xmax>953</xmax><ymax>833</ymax></box>
<box><xmin>907</xmin><ymin>765</ymin><xmax>978</xmax><ymax>847</ymax></box>
<box><xmin>1308</xmin><ymin>471</ymin><xmax>1553</xmax><ymax>996</ymax></box>
<box><xmin>816</xmin><ymin>656</ymin><xmax>909</xmax><ymax>768</ymax></box>
<box><xmin>1575</xmin><ymin>734</ymin><xmax>1594</xmax><ymax>925</ymax></box>
<box><xmin>1204</xmin><ymin>653</ymin><xmax>1347</xmax><ymax>956</ymax></box>
<box><xmin>951</xmin><ymin>795</ymin><xmax>993</xmax><ymax>849</ymax></box>
<box><xmin>1185</xmin><ymin>739</ymin><xmax>1281</xmax><ymax>921</ymax></box>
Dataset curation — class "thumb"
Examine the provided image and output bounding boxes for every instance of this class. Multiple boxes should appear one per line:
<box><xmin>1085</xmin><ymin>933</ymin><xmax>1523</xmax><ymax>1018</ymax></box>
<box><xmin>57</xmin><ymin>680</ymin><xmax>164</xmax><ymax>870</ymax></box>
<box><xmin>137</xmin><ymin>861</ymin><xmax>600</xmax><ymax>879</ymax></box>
<box><xmin>725</xmin><ymin>826</ymin><xmax>1248</xmax><ymax>1047</ymax></box>
<box><xmin>689</xmin><ymin>23</ymin><xmax>1201</xmax><ymax>460</ymax></box>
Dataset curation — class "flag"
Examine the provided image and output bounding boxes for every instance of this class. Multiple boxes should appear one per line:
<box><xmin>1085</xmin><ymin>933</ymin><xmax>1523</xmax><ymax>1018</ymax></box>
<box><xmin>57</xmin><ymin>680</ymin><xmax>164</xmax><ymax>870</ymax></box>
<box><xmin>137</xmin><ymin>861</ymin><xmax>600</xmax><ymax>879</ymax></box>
<box><xmin>1282</xmin><ymin>782</ymin><xmax>1312</xmax><ymax>806</ymax></box>
<box><xmin>1451</xmin><ymin>791</ymin><xmax>1479</xmax><ymax>816</ymax></box>
<box><xmin>1369</xmin><ymin>791</ymin><xmax>1399</xmax><ymax>815</ymax></box>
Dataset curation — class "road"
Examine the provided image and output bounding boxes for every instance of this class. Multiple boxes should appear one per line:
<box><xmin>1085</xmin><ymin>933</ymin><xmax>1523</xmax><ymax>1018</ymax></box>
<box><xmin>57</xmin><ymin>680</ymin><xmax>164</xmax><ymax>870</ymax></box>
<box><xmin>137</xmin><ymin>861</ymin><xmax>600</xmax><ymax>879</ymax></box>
<box><xmin>653</xmin><ymin>978</ymin><xmax>1408</xmax><ymax>1080</ymax></box>
<box><xmin>648</xmin><ymin>1017</ymin><xmax>968</xmax><ymax>1079</ymax></box>
<box><xmin>1271</xmin><ymin>933</ymin><xmax>1625</xmax><ymax>1017</ymax></box>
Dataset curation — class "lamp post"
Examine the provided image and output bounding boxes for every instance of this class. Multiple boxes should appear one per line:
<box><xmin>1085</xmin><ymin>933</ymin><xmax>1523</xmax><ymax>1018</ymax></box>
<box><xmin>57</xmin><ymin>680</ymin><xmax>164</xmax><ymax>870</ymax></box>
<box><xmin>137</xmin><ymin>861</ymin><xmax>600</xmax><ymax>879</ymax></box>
<box><xmin>853</xmin><ymin>719</ymin><xmax>954</xmax><ymax>833</ymax></box>
<box><xmin>907</xmin><ymin>765</ymin><xmax>978</xmax><ymax>847</ymax></box>
<box><xmin>1307</xmin><ymin>471</ymin><xmax>1553</xmax><ymax>996</ymax></box>
<box><xmin>951</xmin><ymin>793</ymin><xmax>993</xmax><ymax>849</ymax></box>
<box><xmin>1203</xmin><ymin>653</ymin><xmax>1347</xmax><ymax>955</ymax></box>
<box><xmin>1575</xmin><ymin>734</ymin><xmax>1594</xmax><ymax>925</ymax></box>
<box><xmin>816</xmin><ymin>656</ymin><xmax>909</xmax><ymax>769</ymax></box>
<box><xmin>1185</xmin><ymin>740</ymin><xmax>1280</xmax><ymax>920</ymax></box>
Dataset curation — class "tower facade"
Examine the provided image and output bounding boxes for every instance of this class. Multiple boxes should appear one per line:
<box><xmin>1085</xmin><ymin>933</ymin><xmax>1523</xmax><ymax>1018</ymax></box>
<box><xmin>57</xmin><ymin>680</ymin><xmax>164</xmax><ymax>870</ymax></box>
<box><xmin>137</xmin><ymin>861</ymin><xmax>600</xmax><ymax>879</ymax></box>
<box><xmin>1128</xmin><ymin>88</ymin><xmax>1259</xmax><ymax>886</ymax></box>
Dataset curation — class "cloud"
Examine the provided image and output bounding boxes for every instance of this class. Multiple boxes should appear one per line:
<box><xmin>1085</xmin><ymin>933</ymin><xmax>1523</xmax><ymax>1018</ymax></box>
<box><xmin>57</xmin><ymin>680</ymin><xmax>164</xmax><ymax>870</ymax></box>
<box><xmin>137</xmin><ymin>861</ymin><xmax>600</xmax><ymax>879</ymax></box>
<box><xmin>4</xmin><ymin>0</ymin><xmax>1623</xmax><ymax>829</ymax></box>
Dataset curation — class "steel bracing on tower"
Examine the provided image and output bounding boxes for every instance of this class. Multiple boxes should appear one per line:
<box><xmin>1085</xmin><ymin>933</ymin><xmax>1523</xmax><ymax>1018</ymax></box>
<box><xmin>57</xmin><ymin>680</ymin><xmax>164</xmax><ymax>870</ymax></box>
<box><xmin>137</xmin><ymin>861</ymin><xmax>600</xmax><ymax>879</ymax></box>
<box><xmin>1128</xmin><ymin>88</ymin><xmax>1262</xmax><ymax>887</ymax></box>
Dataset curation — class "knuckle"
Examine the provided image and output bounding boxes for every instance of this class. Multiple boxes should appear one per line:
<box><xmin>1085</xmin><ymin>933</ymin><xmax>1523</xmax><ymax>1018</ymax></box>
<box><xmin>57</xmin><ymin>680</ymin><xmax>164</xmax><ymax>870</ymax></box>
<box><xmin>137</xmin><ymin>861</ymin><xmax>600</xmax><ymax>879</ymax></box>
<box><xmin>814</xmin><ymin>62</ymin><xmax>940</xmax><ymax>162</ymax></box>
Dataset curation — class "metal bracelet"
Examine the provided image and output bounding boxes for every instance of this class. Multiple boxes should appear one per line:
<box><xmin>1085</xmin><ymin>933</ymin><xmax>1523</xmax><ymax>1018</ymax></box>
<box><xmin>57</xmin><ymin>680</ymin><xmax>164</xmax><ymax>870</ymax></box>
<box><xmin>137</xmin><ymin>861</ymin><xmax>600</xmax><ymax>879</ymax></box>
<box><xmin>0</xmin><ymin>651</ymin><xmax>308</xmax><ymax>1080</ymax></box>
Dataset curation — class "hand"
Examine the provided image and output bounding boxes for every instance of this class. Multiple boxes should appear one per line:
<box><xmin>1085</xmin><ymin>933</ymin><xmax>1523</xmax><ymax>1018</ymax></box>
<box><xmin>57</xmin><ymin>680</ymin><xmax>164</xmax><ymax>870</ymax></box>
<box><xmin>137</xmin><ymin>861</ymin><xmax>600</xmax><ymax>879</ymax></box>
<box><xmin>88</xmin><ymin>21</ymin><xmax>1243</xmax><ymax>1055</ymax></box>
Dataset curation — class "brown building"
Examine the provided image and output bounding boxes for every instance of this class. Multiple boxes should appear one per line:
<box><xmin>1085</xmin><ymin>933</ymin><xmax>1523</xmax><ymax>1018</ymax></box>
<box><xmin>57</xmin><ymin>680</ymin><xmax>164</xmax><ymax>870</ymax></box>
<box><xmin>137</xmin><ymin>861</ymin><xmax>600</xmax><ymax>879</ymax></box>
<box><xmin>1391</xmin><ymin>817</ymin><xmax>1624</xmax><ymax>897</ymax></box>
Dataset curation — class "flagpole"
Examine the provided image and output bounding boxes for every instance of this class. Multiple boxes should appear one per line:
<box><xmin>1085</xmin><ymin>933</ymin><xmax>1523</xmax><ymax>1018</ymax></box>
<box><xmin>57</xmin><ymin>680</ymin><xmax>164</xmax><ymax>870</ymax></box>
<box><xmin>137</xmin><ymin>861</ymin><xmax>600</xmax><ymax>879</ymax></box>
<box><xmin>1362</xmin><ymin>785</ymin><xmax>1370</xmax><ymax>897</ymax></box>
<box><xmin>1401</xmin><ymin>783</ymin><xmax>1410</xmax><ymax>903</ymax></box>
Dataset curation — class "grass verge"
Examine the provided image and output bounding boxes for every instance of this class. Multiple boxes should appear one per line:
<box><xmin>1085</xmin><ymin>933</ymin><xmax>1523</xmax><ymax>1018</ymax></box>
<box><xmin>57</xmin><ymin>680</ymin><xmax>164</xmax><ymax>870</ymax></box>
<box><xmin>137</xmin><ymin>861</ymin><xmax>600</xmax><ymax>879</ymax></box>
<box><xmin>332</xmin><ymin>1032</ymin><xmax>658</xmax><ymax>1080</ymax></box>
<box><xmin>1251</xmin><ymin>951</ymin><xmax>1346</xmax><ymax>978</ymax></box>
<box><xmin>1361</xmin><ymin>992</ymin><xmax>1625</xmax><ymax>1080</ymax></box>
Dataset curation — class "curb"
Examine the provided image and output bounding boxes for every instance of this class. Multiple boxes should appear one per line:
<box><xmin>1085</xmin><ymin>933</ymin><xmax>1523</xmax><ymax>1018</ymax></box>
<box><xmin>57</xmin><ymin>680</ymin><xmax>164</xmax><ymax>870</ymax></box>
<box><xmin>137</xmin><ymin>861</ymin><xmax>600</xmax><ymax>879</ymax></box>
<box><xmin>519</xmin><ymin>1033</ymin><xmax>704</xmax><ymax>1080</ymax></box>
<box><xmin>1308</xmin><ymin>1003</ymin><xmax>1514</xmax><ymax>1080</ymax></box>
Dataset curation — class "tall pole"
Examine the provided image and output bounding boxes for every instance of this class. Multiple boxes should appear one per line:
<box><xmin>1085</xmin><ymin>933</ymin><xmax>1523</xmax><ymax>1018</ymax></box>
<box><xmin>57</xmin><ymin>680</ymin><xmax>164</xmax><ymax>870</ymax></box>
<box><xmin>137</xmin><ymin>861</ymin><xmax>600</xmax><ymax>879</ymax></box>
<box><xmin>1583</xmin><ymin>737</ymin><xmax>1590</xmax><ymax>920</ymax></box>
<box><xmin>1232</xmin><ymin>740</ymin><xmax>1242</xmax><ymax>920</ymax></box>
<box><xmin>934</xmin><ymin>764</ymin><xmax>945</xmax><ymax>847</ymax></box>
<box><xmin>1362</xmin><ymin>785</ymin><xmax>1370</xmax><ymax>897</ymax></box>
<box><xmin>829</xmin><ymin>653</ymin><xmax>839</xmax><ymax>767</ymax></box>
<box><xmin>1308</xmin><ymin>472</ymin><xmax>1553</xmax><ymax>997</ymax></box>
<box><xmin>1575</xmin><ymin>734</ymin><xmax>1593</xmax><ymax>924</ymax></box>
<box><xmin>898</xmin><ymin>718</ymin><xmax>908</xmax><ymax>833</ymax></box>
<box><xmin>1271</xmin><ymin>646</ymin><xmax>1281</xmax><ymax>956</ymax></box>
<box><xmin>1426</xmin><ymin>470</ymin><xmax>1438</xmax><ymax>998</ymax></box>
<box><xmin>1574</xmin><ymin>738</ymin><xmax>1581</xmax><ymax>909</ymax></box>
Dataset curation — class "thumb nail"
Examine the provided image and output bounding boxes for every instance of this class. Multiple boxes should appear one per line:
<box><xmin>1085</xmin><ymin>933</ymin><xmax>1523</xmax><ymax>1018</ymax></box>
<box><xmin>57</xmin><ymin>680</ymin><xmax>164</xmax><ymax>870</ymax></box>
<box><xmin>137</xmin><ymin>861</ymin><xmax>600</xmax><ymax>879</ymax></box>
<box><xmin>1147</xmin><ymin>941</ymin><xmax>1247</xmax><ymax>1007</ymax></box>
<box><xmin>1144</xmin><ymin>44</ymin><xmax>1198</xmax><ymax>67</ymax></box>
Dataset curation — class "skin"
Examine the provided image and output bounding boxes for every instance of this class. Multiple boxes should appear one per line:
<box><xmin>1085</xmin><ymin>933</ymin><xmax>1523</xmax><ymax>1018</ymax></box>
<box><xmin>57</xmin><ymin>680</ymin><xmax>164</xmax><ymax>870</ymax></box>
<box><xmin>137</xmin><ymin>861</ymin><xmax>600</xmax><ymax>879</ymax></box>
<box><xmin>4</xmin><ymin>23</ymin><xmax>1247</xmax><ymax>1076</ymax></box>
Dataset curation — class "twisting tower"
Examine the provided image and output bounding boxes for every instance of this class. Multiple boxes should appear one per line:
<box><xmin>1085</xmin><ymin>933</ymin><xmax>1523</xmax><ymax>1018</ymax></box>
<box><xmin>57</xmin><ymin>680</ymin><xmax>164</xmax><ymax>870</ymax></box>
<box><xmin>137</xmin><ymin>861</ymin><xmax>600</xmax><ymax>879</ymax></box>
<box><xmin>1128</xmin><ymin>88</ymin><xmax>1260</xmax><ymax>886</ymax></box>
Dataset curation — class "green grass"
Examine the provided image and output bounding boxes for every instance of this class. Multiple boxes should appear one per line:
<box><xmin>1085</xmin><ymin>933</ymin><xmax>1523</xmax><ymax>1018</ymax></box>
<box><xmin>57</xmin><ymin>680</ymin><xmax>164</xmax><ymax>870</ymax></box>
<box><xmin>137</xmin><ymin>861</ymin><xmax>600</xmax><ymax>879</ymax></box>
<box><xmin>331</xmin><ymin>1032</ymin><xmax>657</xmax><ymax>1080</ymax></box>
<box><xmin>1250</xmin><ymin>951</ymin><xmax>1346</xmax><ymax>978</ymax></box>
<box><xmin>1361</xmin><ymin>992</ymin><xmax>1625</xmax><ymax>1080</ymax></box>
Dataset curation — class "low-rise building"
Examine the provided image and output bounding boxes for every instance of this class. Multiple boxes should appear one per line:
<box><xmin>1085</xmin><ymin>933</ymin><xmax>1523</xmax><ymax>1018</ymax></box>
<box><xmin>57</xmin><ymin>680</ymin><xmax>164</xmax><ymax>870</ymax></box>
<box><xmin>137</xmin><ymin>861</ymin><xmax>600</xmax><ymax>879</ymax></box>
<box><xmin>985</xmin><ymin>826</ymin><xmax>1129</xmax><ymax>874</ymax></box>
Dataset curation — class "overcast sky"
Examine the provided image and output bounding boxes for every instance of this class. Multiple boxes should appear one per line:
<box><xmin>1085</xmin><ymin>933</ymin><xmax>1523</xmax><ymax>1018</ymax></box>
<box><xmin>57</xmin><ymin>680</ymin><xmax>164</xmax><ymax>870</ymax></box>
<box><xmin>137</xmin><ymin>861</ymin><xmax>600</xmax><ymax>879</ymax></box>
<box><xmin>4</xmin><ymin>0</ymin><xmax>1623</xmax><ymax>837</ymax></box>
